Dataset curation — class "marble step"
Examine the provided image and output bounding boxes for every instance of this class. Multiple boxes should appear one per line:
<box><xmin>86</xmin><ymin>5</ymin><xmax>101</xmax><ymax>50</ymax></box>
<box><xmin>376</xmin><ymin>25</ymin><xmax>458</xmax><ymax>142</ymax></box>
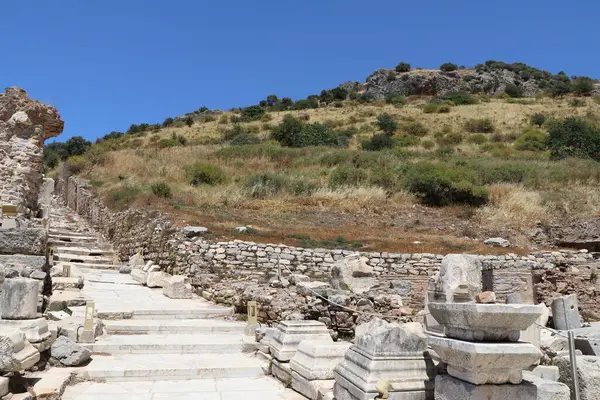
<box><xmin>51</xmin><ymin>261</ymin><xmax>123</xmax><ymax>270</ymax></box>
<box><xmin>52</xmin><ymin>246</ymin><xmax>115</xmax><ymax>257</ymax></box>
<box><xmin>78</xmin><ymin>353</ymin><xmax>266</xmax><ymax>382</ymax></box>
<box><xmin>49</xmin><ymin>229</ymin><xmax>97</xmax><ymax>237</ymax></box>
<box><xmin>99</xmin><ymin>307</ymin><xmax>234</xmax><ymax>320</ymax></box>
<box><xmin>104</xmin><ymin>319</ymin><xmax>245</xmax><ymax>334</ymax></box>
<box><xmin>83</xmin><ymin>333</ymin><xmax>254</xmax><ymax>354</ymax></box>
<box><xmin>54</xmin><ymin>253</ymin><xmax>115</xmax><ymax>265</ymax></box>
<box><xmin>48</xmin><ymin>240</ymin><xmax>107</xmax><ymax>249</ymax></box>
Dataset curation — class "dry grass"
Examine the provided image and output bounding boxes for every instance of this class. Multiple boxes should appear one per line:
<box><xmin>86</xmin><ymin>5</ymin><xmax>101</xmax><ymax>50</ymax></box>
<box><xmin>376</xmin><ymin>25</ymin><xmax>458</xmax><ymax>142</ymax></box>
<box><xmin>76</xmin><ymin>96</ymin><xmax>600</xmax><ymax>253</ymax></box>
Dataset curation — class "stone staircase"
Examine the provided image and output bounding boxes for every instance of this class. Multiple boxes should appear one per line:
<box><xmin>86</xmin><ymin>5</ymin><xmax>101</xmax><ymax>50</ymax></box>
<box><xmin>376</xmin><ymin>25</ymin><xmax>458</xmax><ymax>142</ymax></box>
<box><xmin>47</xmin><ymin>198</ymin><xmax>302</xmax><ymax>399</ymax></box>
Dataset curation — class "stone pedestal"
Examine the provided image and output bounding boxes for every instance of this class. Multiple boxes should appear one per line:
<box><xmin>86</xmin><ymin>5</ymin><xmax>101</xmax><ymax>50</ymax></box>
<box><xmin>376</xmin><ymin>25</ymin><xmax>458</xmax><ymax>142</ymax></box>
<box><xmin>435</xmin><ymin>374</ymin><xmax>534</xmax><ymax>400</ymax></box>
<box><xmin>551</xmin><ymin>294</ymin><xmax>581</xmax><ymax>331</ymax></box>
<box><xmin>269</xmin><ymin>320</ymin><xmax>332</xmax><ymax>362</ymax></box>
<box><xmin>429</xmin><ymin>336</ymin><xmax>541</xmax><ymax>385</ymax></box>
<box><xmin>290</xmin><ymin>340</ymin><xmax>351</xmax><ymax>380</ymax></box>
<box><xmin>291</xmin><ymin>371</ymin><xmax>334</xmax><ymax>400</ymax></box>
<box><xmin>1</xmin><ymin>278</ymin><xmax>39</xmax><ymax>319</ymax></box>
<box><xmin>333</xmin><ymin>318</ymin><xmax>435</xmax><ymax>400</ymax></box>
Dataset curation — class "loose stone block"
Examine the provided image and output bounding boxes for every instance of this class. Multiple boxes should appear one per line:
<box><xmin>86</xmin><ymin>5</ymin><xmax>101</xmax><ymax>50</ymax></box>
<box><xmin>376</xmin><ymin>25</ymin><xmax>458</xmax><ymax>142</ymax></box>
<box><xmin>272</xmin><ymin>358</ymin><xmax>292</xmax><ymax>385</ymax></box>
<box><xmin>162</xmin><ymin>275</ymin><xmax>193</xmax><ymax>299</ymax></box>
<box><xmin>1</xmin><ymin>278</ymin><xmax>39</xmax><ymax>319</ymax></box>
<box><xmin>0</xmin><ymin>329</ymin><xmax>40</xmax><ymax>371</ymax></box>
<box><xmin>334</xmin><ymin>318</ymin><xmax>434</xmax><ymax>400</ymax></box>
<box><xmin>290</xmin><ymin>340</ymin><xmax>351</xmax><ymax>380</ymax></box>
<box><xmin>0</xmin><ymin>376</ymin><xmax>7</xmax><ymax>397</ymax></box>
<box><xmin>130</xmin><ymin>268</ymin><xmax>147</xmax><ymax>284</ymax></box>
<box><xmin>527</xmin><ymin>366</ymin><xmax>560</xmax><ymax>382</ymax></box>
<box><xmin>432</xmin><ymin>254</ymin><xmax>482</xmax><ymax>303</ymax></box>
<box><xmin>551</xmin><ymin>294</ymin><xmax>581</xmax><ymax>331</ymax></box>
<box><xmin>428</xmin><ymin>335</ymin><xmax>542</xmax><ymax>385</ymax></box>
<box><xmin>269</xmin><ymin>320</ymin><xmax>333</xmax><ymax>362</ymax></box>
<box><xmin>296</xmin><ymin>281</ymin><xmax>331</xmax><ymax>297</ymax></box>
<box><xmin>434</xmin><ymin>374</ymin><xmax>538</xmax><ymax>400</ymax></box>
<box><xmin>428</xmin><ymin>303</ymin><xmax>544</xmax><ymax>342</ymax></box>
<box><xmin>0</xmin><ymin>318</ymin><xmax>51</xmax><ymax>344</ymax></box>
<box><xmin>146</xmin><ymin>271</ymin><xmax>169</xmax><ymax>288</ymax></box>
<box><xmin>572</xmin><ymin>326</ymin><xmax>600</xmax><ymax>356</ymax></box>
<box><xmin>0</xmin><ymin>228</ymin><xmax>46</xmax><ymax>255</ymax></box>
<box><xmin>128</xmin><ymin>252</ymin><xmax>144</xmax><ymax>267</ymax></box>
<box><xmin>50</xmin><ymin>335</ymin><xmax>91</xmax><ymax>366</ymax></box>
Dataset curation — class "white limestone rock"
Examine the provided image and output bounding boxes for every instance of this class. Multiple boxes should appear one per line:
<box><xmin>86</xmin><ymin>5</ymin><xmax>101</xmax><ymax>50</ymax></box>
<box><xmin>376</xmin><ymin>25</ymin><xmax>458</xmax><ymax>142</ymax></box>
<box><xmin>551</xmin><ymin>294</ymin><xmax>581</xmax><ymax>331</ymax></box>
<box><xmin>291</xmin><ymin>371</ymin><xmax>334</xmax><ymax>400</ymax></box>
<box><xmin>269</xmin><ymin>320</ymin><xmax>333</xmax><ymax>362</ymax></box>
<box><xmin>146</xmin><ymin>271</ymin><xmax>170</xmax><ymax>288</ymax></box>
<box><xmin>182</xmin><ymin>226</ymin><xmax>208</xmax><ymax>238</ymax></box>
<box><xmin>290</xmin><ymin>340</ymin><xmax>351</xmax><ymax>380</ymax></box>
<box><xmin>50</xmin><ymin>336</ymin><xmax>91</xmax><ymax>366</ymax></box>
<box><xmin>0</xmin><ymin>329</ymin><xmax>40</xmax><ymax>371</ymax></box>
<box><xmin>572</xmin><ymin>327</ymin><xmax>600</xmax><ymax>356</ymax></box>
<box><xmin>296</xmin><ymin>281</ymin><xmax>331</xmax><ymax>297</ymax></box>
<box><xmin>330</xmin><ymin>255</ymin><xmax>377</xmax><ymax>294</ymax></box>
<box><xmin>130</xmin><ymin>269</ymin><xmax>147</xmax><ymax>284</ymax></box>
<box><xmin>1</xmin><ymin>278</ymin><xmax>39</xmax><ymax>319</ymax></box>
<box><xmin>162</xmin><ymin>275</ymin><xmax>193</xmax><ymax>299</ymax></box>
<box><xmin>128</xmin><ymin>252</ymin><xmax>144</xmax><ymax>267</ymax></box>
<box><xmin>0</xmin><ymin>318</ymin><xmax>51</xmax><ymax>344</ymax></box>
<box><xmin>484</xmin><ymin>237</ymin><xmax>511</xmax><ymax>247</ymax></box>
<box><xmin>429</xmin><ymin>335</ymin><xmax>542</xmax><ymax>385</ymax></box>
<box><xmin>432</xmin><ymin>254</ymin><xmax>482</xmax><ymax>303</ymax></box>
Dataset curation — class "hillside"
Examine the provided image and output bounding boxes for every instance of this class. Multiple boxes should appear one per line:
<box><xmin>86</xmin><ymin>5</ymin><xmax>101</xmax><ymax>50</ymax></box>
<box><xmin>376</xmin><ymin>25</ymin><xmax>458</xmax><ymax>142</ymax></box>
<box><xmin>45</xmin><ymin>61</ymin><xmax>600</xmax><ymax>254</ymax></box>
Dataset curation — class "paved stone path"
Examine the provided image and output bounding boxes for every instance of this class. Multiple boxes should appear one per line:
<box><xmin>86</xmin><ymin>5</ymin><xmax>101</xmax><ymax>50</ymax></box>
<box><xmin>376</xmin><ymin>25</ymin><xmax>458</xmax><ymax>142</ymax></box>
<box><xmin>49</xmin><ymin>199</ymin><xmax>302</xmax><ymax>400</ymax></box>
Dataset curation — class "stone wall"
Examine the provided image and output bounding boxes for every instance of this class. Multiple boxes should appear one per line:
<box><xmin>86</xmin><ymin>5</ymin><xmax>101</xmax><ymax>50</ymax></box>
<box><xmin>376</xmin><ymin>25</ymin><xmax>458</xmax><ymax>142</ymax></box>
<box><xmin>56</xmin><ymin>174</ymin><xmax>178</xmax><ymax>265</ymax></box>
<box><xmin>57</xmin><ymin>174</ymin><xmax>600</xmax><ymax>325</ymax></box>
<box><xmin>0</xmin><ymin>87</ymin><xmax>63</xmax><ymax>212</ymax></box>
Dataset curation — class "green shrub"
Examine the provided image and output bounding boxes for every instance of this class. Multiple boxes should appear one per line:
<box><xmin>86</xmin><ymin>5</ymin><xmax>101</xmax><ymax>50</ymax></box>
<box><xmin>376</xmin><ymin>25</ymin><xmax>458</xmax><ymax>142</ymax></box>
<box><xmin>464</xmin><ymin>118</ymin><xmax>495</xmax><ymax>133</ymax></box>
<box><xmin>395</xmin><ymin>62</ymin><xmax>411</xmax><ymax>72</ymax></box>
<box><xmin>271</xmin><ymin>115</ymin><xmax>350</xmax><ymax>147</ymax></box>
<box><xmin>423</xmin><ymin>103</ymin><xmax>440</xmax><ymax>114</ymax></box>
<box><xmin>443</xmin><ymin>91</ymin><xmax>477</xmax><ymax>105</ymax></box>
<box><xmin>437</xmin><ymin>104</ymin><xmax>451</xmax><ymax>113</ymax></box>
<box><xmin>421</xmin><ymin>140</ymin><xmax>435</xmax><ymax>150</ymax></box>
<box><xmin>571</xmin><ymin>77</ymin><xmax>595</xmax><ymax>96</ymax></box>
<box><xmin>514</xmin><ymin>127</ymin><xmax>547</xmax><ymax>151</ymax></box>
<box><xmin>376</xmin><ymin>113</ymin><xmax>398</xmax><ymax>135</ymax></box>
<box><xmin>547</xmin><ymin>117</ymin><xmax>600</xmax><ymax>160</ymax></box>
<box><xmin>403</xmin><ymin>163</ymin><xmax>488</xmax><ymax>206</ymax></box>
<box><xmin>362</xmin><ymin>134</ymin><xmax>396</xmax><ymax>151</ymax></box>
<box><xmin>530</xmin><ymin>113</ymin><xmax>546</xmax><ymax>127</ymax></box>
<box><xmin>569</xmin><ymin>98</ymin><xmax>586</xmax><ymax>107</ymax></box>
<box><xmin>394</xmin><ymin>134</ymin><xmax>421</xmax><ymax>147</ymax></box>
<box><xmin>246</xmin><ymin>173</ymin><xmax>285</xmax><ymax>198</ymax></box>
<box><xmin>466</xmin><ymin>133</ymin><xmax>488</xmax><ymax>145</ymax></box>
<box><xmin>437</xmin><ymin>132</ymin><xmax>463</xmax><ymax>145</ymax></box>
<box><xmin>319</xmin><ymin>151</ymin><xmax>353</xmax><ymax>167</ymax></box>
<box><xmin>329</xmin><ymin>167</ymin><xmax>368</xmax><ymax>188</ymax></box>
<box><xmin>477</xmin><ymin>163</ymin><xmax>531</xmax><ymax>184</ymax></box>
<box><xmin>162</xmin><ymin>117</ymin><xmax>174</xmax><ymax>127</ymax></box>
<box><xmin>218</xmin><ymin>115</ymin><xmax>229</xmax><ymax>124</ymax></box>
<box><xmin>504</xmin><ymin>84</ymin><xmax>524</xmax><ymax>98</ymax></box>
<box><xmin>385</xmin><ymin>93</ymin><xmax>406</xmax><ymax>106</ymax></box>
<box><xmin>230</xmin><ymin>133</ymin><xmax>261</xmax><ymax>146</ymax></box>
<box><xmin>241</xmin><ymin>105</ymin><xmax>266</xmax><ymax>121</ymax></box>
<box><xmin>65</xmin><ymin>155</ymin><xmax>87</xmax><ymax>174</ymax></box>
<box><xmin>440</xmin><ymin>62</ymin><xmax>458</xmax><ymax>72</ymax></box>
<box><xmin>110</xmin><ymin>182</ymin><xmax>142</xmax><ymax>206</ymax></box>
<box><xmin>400</xmin><ymin>121</ymin><xmax>428</xmax><ymax>137</ymax></box>
<box><xmin>185</xmin><ymin>163</ymin><xmax>226</xmax><ymax>186</ymax></box>
<box><xmin>157</xmin><ymin>138</ymin><xmax>178</xmax><ymax>148</ymax></box>
<box><xmin>369</xmin><ymin>168</ymin><xmax>398</xmax><ymax>191</ymax></box>
<box><xmin>151</xmin><ymin>182</ymin><xmax>172</xmax><ymax>198</ymax></box>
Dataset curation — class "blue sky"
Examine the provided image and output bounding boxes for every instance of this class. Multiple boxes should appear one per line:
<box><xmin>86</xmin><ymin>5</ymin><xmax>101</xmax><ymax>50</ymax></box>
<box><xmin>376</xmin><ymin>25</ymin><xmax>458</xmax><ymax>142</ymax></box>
<box><xmin>1</xmin><ymin>0</ymin><xmax>598</xmax><ymax>142</ymax></box>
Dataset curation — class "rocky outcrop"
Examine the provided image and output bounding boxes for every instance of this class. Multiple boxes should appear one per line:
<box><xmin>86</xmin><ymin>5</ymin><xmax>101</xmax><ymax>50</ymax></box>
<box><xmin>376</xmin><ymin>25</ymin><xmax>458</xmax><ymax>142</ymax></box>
<box><xmin>363</xmin><ymin>68</ymin><xmax>542</xmax><ymax>100</ymax></box>
<box><xmin>0</xmin><ymin>87</ymin><xmax>64</xmax><ymax>211</ymax></box>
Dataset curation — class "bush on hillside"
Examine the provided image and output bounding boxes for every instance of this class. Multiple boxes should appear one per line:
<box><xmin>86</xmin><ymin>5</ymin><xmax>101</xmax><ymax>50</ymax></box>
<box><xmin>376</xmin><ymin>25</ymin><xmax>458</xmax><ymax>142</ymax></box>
<box><xmin>362</xmin><ymin>134</ymin><xmax>395</xmax><ymax>151</ymax></box>
<box><xmin>376</xmin><ymin>113</ymin><xmax>398</xmax><ymax>135</ymax></box>
<box><xmin>440</xmin><ymin>63</ymin><xmax>458</xmax><ymax>72</ymax></box>
<box><xmin>403</xmin><ymin>163</ymin><xmax>488</xmax><ymax>206</ymax></box>
<box><xmin>466</xmin><ymin>133</ymin><xmax>488</xmax><ymax>145</ymax></box>
<box><xmin>504</xmin><ymin>84</ymin><xmax>524</xmax><ymax>98</ymax></box>
<box><xmin>329</xmin><ymin>167</ymin><xmax>368</xmax><ymax>188</ymax></box>
<box><xmin>185</xmin><ymin>163</ymin><xmax>226</xmax><ymax>186</ymax></box>
<box><xmin>443</xmin><ymin>91</ymin><xmax>477</xmax><ymax>105</ymax></box>
<box><xmin>547</xmin><ymin>117</ymin><xmax>600</xmax><ymax>160</ymax></box>
<box><xmin>394</xmin><ymin>134</ymin><xmax>421</xmax><ymax>147</ymax></box>
<box><xmin>151</xmin><ymin>182</ymin><xmax>172</xmax><ymax>198</ymax></box>
<box><xmin>271</xmin><ymin>115</ymin><xmax>352</xmax><ymax>148</ymax></box>
<box><xmin>571</xmin><ymin>77</ymin><xmax>595</xmax><ymax>96</ymax></box>
<box><xmin>162</xmin><ymin>117</ymin><xmax>174</xmax><ymax>127</ymax></box>
<box><xmin>246</xmin><ymin>173</ymin><xmax>285</xmax><ymax>198</ymax></box>
<box><xmin>395</xmin><ymin>62</ymin><xmax>411</xmax><ymax>73</ymax></box>
<box><xmin>400</xmin><ymin>121</ymin><xmax>428</xmax><ymax>137</ymax></box>
<box><xmin>241</xmin><ymin>105</ymin><xmax>266</xmax><ymax>121</ymax></box>
<box><xmin>464</xmin><ymin>118</ymin><xmax>495</xmax><ymax>133</ymax></box>
<box><xmin>230</xmin><ymin>133</ymin><xmax>261</xmax><ymax>146</ymax></box>
<box><xmin>530</xmin><ymin>113</ymin><xmax>546</xmax><ymax>127</ymax></box>
<box><xmin>514</xmin><ymin>127</ymin><xmax>547</xmax><ymax>151</ymax></box>
<box><xmin>549</xmin><ymin>81</ymin><xmax>571</xmax><ymax>97</ymax></box>
<box><xmin>385</xmin><ymin>93</ymin><xmax>406</xmax><ymax>106</ymax></box>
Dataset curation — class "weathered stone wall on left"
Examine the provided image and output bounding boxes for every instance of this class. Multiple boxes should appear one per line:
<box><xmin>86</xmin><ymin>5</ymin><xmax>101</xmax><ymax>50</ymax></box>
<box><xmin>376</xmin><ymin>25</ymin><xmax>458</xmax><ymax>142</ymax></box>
<box><xmin>0</xmin><ymin>87</ymin><xmax>64</xmax><ymax>213</ymax></box>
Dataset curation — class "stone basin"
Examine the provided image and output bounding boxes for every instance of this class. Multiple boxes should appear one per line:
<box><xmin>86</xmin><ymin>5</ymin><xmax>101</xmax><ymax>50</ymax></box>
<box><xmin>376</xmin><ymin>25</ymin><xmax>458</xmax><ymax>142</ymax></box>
<box><xmin>429</xmin><ymin>335</ymin><xmax>542</xmax><ymax>385</ymax></box>
<box><xmin>428</xmin><ymin>302</ymin><xmax>544</xmax><ymax>342</ymax></box>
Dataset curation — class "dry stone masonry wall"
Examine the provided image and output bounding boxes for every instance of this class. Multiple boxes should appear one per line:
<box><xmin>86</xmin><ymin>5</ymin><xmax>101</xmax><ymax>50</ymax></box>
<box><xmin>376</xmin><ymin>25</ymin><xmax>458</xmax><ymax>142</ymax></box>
<box><xmin>57</xmin><ymin>174</ymin><xmax>600</xmax><ymax>328</ymax></box>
